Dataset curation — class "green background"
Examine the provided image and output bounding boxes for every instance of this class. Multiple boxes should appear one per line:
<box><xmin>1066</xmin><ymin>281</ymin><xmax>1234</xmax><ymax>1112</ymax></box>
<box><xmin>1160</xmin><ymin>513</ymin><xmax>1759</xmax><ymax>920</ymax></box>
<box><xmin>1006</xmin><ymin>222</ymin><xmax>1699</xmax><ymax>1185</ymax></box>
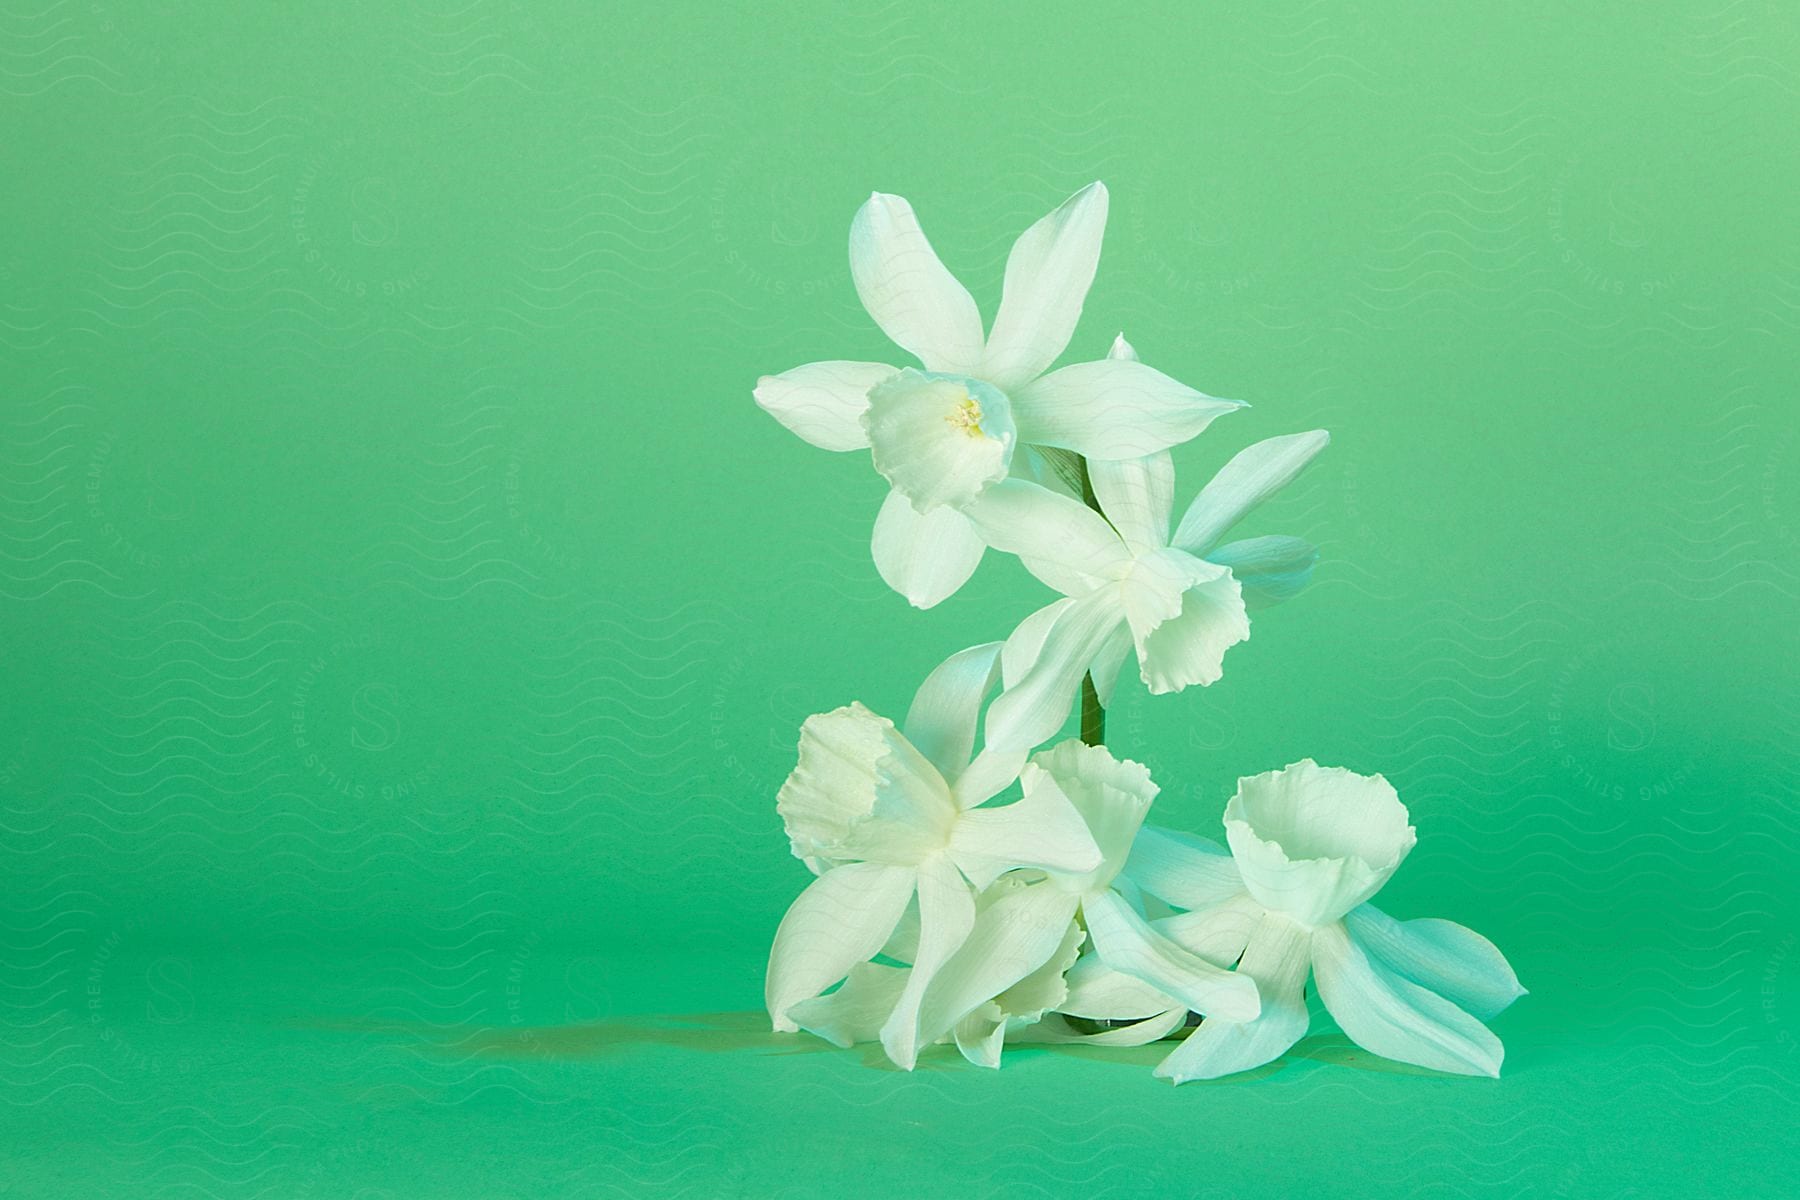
<box><xmin>4</xmin><ymin>2</ymin><xmax>1797</xmax><ymax>1195</ymax></box>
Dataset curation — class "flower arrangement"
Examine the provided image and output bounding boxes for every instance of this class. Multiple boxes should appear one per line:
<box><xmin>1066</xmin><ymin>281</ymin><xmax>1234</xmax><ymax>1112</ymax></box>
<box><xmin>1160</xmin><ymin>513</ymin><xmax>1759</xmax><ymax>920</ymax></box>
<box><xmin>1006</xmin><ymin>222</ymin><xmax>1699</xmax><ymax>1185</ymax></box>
<box><xmin>752</xmin><ymin>184</ymin><xmax>1523</xmax><ymax>1081</ymax></box>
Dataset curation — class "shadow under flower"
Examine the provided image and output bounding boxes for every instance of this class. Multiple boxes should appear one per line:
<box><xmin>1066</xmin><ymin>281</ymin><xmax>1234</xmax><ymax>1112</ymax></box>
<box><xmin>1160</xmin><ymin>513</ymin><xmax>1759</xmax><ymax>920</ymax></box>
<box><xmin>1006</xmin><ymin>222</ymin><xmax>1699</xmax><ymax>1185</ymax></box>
<box><xmin>446</xmin><ymin>1012</ymin><xmax>831</xmax><ymax>1061</ymax></box>
<box><xmin>293</xmin><ymin>1011</ymin><xmax>847</xmax><ymax>1063</ymax></box>
<box><xmin>291</xmin><ymin>1013</ymin><xmax>1503</xmax><ymax>1080</ymax></box>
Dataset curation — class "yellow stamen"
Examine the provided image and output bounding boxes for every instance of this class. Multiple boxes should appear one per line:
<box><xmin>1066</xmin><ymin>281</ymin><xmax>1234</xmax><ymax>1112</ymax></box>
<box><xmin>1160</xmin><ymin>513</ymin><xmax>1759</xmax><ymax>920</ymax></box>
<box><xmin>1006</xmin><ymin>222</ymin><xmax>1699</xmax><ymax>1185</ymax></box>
<box><xmin>946</xmin><ymin>396</ymin><xmax>985</xmax><ymax>438</ymax></box>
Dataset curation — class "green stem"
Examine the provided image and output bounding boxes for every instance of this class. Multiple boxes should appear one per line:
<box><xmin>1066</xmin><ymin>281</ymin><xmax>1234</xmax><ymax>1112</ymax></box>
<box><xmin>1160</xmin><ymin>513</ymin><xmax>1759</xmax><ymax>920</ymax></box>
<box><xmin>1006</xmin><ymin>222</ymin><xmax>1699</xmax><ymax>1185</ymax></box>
<box><xmin>1074</xmin><ymin>454</ymin><xmax>1106</xmax><ymax>749</ymax></box>
<box><xmin>1079</xmin><ymin>675</ymin><xmax>1105</xmax><ymax>748</ymax></box>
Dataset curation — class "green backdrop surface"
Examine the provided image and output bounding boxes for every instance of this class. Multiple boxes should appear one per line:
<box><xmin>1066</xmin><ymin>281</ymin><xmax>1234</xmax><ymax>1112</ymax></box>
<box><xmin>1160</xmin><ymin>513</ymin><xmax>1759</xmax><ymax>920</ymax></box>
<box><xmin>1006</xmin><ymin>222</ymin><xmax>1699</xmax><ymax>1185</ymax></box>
<box><xmin>3</xmin><ymin>2</ymin><xmax>1798</xmax><ymax>1196</ymax></box>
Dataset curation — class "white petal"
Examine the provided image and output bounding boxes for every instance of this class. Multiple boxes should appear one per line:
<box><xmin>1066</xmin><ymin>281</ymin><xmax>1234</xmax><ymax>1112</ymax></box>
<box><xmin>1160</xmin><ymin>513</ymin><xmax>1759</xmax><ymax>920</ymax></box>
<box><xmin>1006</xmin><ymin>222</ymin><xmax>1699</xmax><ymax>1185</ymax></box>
<box><xmin>753</xmin><ymin>361</ymin><xmax>893</xmax><ymax>451</ymax></box>
<box><xmin>1312</xmin><ymin>920</ymin><xmax>1504</xmax><ymax>1077</ymax></box>
<box><xmin>882</xmin><ymin>897</ymin><xmax>920</xmax><ymax>963</ymax></box>
<box><xmin>947</xmin><ymin>771</ymin><xmax>1104</xmax><ymax>889</ymax></box>
<box><xmin>952</xmin><ymin>1005</ymin><xmax>1011</xmax><ymax>1069</ymax></box>
<box><xmin>916</xmin><ymin>879</ymin><xmax>1081</xmax><ymax>1051</ymax></box>
<box><xmin>1344</xmin><ymin>905</ymin><xmax>1526</xmax><ymax>1020</ymax></box>
<box><xmin>949</xmin><ymin>747</ymin><xmax>1029</xmax><ymax>810</ymax></box>
<box><xmin>1155</xmin><ymin>892</ymin><xmax>1265</xmax><ymax>966</ymax></box>
<box><xmin>1155</xmin><ymin>911</ymin><xmax>1313</xmax><ymax>1083</ymax></box>
<box><xmin>903</xmin><ymin>642</ymin><xmax>1003</xmax><ymax>782</ymax></box>
<box><xmin>1086</xmin><ymin>623</ymin><xmax>1134</xmax><ymax>708</ymax></box>
<box><xmin>787</xmin><ymin>961</ymin><xmax>909</xmax><ymax>1047</ymax></box>
<box><xmin>994</xmin><ymin>917</ymin><xmax>1088</xmax><ymax>1022</ymax></box>
<box><xmin>1018</xmin><ymin>554</ymin><xmax>1107</xmax><ymax>598</ymax></box>
<box><xmin>1172</xmin><ymin>430</ymin><xmax>1330</xmax><ymax>556</ymax></box>
<box><xmin>849</xmin><ymin>192</ymin><xmax>985</xmax><ymax>375</ymax></box>
<box><xmin>879</xmin><ymin>856</ymin><xmax>978</xmax><ymax>1069</ymax></box>
<box><xmin>1061</xmin><ymin>952</ymin><xmax>1176</xmax><ymax>1021</ymax></box>
<box><xmin>1000</xmin><ymin>597</ymin><xmax>1073</xmax><ymax>687</ymax></box>
<box><xmin>966</xmin><ymin>479</ymin><xmax>1130</xmax><ymax>586</ymax></box>
<box><xmin>997</xmin><ymin>607</ymin><xmax>1131</xmax><ymax>773</ymax></box>
<box><xmin>1107</xmin><ymin>332</ymin><xmax>1139</xmax><ymax>362</ymax></box>
<box><xmin>777</xmin><ymin>703</ymin><xmax>957</xmax><ymax>867</ymax></box>
<box><xmin>1117</xmin><ymin>546</ymin><xmax>1194</xmax><ymax>638</ymax></box>
<box><xmin>1025</xmin><ymin>739</ymin><xmax>1158</xmax><ymax>893</ymax></box>
<box><xmin>871</xmin><ymin>488</ymin><xmax>986</xmax><ymax>610</ymax></box>
<box><xmin>766</xmin><ymin>862</ymin><xmax>918</xmax><ymax>1031</ymax></box>
<box><xmin>952</xmin><ymin>913</ymin><xmax>1089</xmax><ymax>1068</ymax></box>
<box><xmin>979</xmin><ymin>182</ymin><xmax>1109</xmax><ymax>392</ymax></box>
<box><xmin>1121</xmin><ymin>550</ymin><xmax>1249</xmax><ymax>695</ymax></box>
<box><xmin>1018</xmin><ymin>554</ymin><xmax>1106</xmax><ymax>597</ymax></box>
<box><xmin>1081</xmin><ymin>888</ymin><xmax>1260</xmax><ymax>1022</ymax></box>
<box><xmin>1224</xmin><ymin>759</ymin><xmax>1416</xmax><ymax>928</ymax></box>
<box><xmin>1017</xmin><ymin>444</ymin><xmax>1085</xmax><ymax>498</ymax></box>
<box><xmin>1087</xmin><ymin>451</ymin><xmax>1174</xmax><ymax>554</ymax></box>
<box><xmin>1011</xmin><ymin>359</ymin><xmax>1244</xmax><ymax>460</ymax></box>
<box><xmin>984</xmin><ymin>589</ymin><xmax>1126</xmax><ymax>753</ymax></box>
<box><xmin>1208</xmin><ymin>535</ymin><xmax>1319</xmax><ymax>608</ymax></box>
<box><xmin>1025</xmin><ymin>1008</ymin><xmax>1188</xmax><ymax>1046</ymax></box>
<box><xmin>1078</xmin><ymin>1008</ymin><xmax>1189</xmax><ymax>1045</ymax></box>
<box><xmin>1124</xmin><ymin>824</ymin><xmax>1243</xmax><ymax>911</ymax></box>
<box><xmin>864</xmin><ymin>369</ymin><xmax>1015</xmax><ymax>511</ymax></box>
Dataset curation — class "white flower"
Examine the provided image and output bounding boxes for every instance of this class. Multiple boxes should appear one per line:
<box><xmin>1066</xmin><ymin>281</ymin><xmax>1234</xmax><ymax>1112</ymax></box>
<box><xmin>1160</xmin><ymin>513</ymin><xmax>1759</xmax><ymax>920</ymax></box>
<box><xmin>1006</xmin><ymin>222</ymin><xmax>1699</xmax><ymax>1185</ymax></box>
<box><xmin>1073</xmin><ymin>760</ymin><xmax>1526</xmax><ymax>1082</ymax></box>
<box><xmin>764</xmin><ymin>643</ymin><xmax>1103</xmax><ymax>1069</ymax></box>
<box><xmin>785</xmin><ymin>739</ymin><xmax>1260</xmax><ymax>1070</ymax></box>
<box><xmin>753</xmin><ymin>184</ymin><xmax>1241</xmax><ymax>609</ymax></box>
<box><xmin>966</xmin><ymin>411</ymin><xmax>1329</xmax><ymax>751</ymax></box>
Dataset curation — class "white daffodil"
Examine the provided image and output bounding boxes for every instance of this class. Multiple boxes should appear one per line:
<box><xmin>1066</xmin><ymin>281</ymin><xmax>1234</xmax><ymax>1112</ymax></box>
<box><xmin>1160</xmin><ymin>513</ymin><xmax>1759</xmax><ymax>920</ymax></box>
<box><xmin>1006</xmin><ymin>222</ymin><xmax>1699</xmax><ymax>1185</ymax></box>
<box><xmin>966</xmin><ymin>418</ymin><xmax>1329</xmax><ymax>752</ymax></box>
<box><xmin>764</xmin><ymin>643</ymin><xmax>1103</xmax><ymax>1069</ymax></box>
<box><xmin>753</xmin><ymin>184</ymin><xmax>1241</xmax><ymax>609</ymax></box>
<box><xmin>1072</xmin><ymin>760</ymin><xmax>1526</xmax><ymax>1082</ymax></box>
<box><xmin>785</xmin><ymin>739</ymin><xmax>1260</xmax><ymax>1070</ymax></box>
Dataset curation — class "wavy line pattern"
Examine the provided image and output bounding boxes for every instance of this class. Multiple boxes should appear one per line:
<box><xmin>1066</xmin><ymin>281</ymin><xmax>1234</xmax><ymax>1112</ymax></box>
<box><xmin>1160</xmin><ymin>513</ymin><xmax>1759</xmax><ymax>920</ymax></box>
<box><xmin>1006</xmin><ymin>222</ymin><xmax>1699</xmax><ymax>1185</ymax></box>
<box><xmin>1353</xmin><ymin>104</ymin><xmax>1559</xmax><ymax>321</ymax></box>
<box><xmin>493</xmin><ymin>97</ymin><xmax>720</xmax><ymax>335</ymax></box>
<box><xmin>0</xmin><ymin>0</ymin><xmax>150</xmax><ymax>96</ymax></box>
<box><xmin>0</xmin><ymin>378</ymin><xmax>149</xmax><ymax>600</ymax></box>
<box><xmin>1675</xmin><ymin>0</ymin><xmax>1800</xmax><ymax>100</ymax></box>
<box><xmin>2</xmin><ymin>0</ymin><xmax>1796</xmax><ymax>1194</ymax></box>
<box><xmin>394</xmin><ymin>0</ymin><xmax>563</xmax><ymax>97</ymax></box>
<box><xmin>74</xmin><ymin>97</ymin><xmax>316</xmax><ymax>337</ymax></box>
